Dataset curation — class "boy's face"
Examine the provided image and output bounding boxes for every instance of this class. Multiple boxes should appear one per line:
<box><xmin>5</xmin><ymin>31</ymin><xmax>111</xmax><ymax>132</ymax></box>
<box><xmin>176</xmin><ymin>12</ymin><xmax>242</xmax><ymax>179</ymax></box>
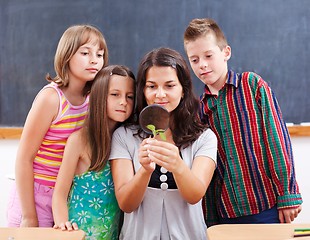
<box><xmin>185</xmin><ymin>33</ymin><xmax>231</xmax><ymax>92</ymax></box>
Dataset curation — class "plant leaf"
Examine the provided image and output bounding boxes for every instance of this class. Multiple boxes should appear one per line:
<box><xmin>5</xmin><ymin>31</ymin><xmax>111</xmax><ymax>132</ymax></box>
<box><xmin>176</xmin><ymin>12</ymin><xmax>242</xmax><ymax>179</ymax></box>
<box><xmin>147</xmin><ymin>124</ymin><xmax>156</xmax><ymax>131</ymax></box>
<box><xmin>147</xmin><ymin>124</ymin><xmax>156</xmax><ymax>137</ymax></box>
<box><xmin>146</xmin><ymin>124</ymin><xmax>166</xmax><ymax>140</ymax></box>
<box><xmin>158</xmin><ymin>132</ymin><xmax>166</xmax><ymax>141</ymax></box>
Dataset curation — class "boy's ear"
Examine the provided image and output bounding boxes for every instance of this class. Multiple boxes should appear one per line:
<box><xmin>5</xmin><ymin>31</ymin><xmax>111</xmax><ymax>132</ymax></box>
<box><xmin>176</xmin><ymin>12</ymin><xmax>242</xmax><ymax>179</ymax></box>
<box><xmin>223</xmin><ymin>45</ymin><xmax>231</xmax><ymax>61</ymax></box>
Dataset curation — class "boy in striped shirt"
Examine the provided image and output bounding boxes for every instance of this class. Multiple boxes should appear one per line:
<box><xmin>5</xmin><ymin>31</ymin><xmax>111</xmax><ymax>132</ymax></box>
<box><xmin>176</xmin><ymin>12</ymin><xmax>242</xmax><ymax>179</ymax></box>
<box><xmin>184</xmin><ymin>18</ymin><xmax>302</xmax><ymax>226</ymax></box>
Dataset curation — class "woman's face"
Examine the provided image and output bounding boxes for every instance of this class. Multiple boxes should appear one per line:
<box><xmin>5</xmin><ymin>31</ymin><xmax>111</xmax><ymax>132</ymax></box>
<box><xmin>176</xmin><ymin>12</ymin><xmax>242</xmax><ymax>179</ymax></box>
<box><xmin>144</xmin><ymin>66</ymin><xmax>183</xmax><ymax>113</ymax></box>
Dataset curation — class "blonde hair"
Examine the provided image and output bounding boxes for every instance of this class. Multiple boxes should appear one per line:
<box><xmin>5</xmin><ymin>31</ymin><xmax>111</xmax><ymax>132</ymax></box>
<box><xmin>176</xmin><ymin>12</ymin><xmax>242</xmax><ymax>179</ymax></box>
<box><xmin>46</xmin><ymin>24</ymin><xmax>108</xmax><ymax>95</ymax></box>
<box><xmin>184</xmin><ymin>18</ymin><xmax>228</xmax><ymax>51</ymax></box>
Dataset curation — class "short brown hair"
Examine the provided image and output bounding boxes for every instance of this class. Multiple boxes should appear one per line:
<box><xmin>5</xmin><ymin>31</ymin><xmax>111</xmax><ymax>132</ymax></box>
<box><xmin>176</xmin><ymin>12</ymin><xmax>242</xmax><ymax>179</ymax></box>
<box><xmin>184</xmin><ymin>18</ymin><xmax>228</xmax><ymax>50</ymax></box>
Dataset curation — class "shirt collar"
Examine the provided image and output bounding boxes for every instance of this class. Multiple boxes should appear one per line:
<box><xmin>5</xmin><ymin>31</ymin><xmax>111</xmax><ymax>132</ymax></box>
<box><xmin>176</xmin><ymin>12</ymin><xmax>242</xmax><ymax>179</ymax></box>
<box><xmin>200</xmin><ymin>70</ymin><xmax>240</xmax><ymax>100</ymax></box>
<box><xmin>226</xmin><ymin>70</ymin><xmax>240</xmax><ymax>88</ymax></box>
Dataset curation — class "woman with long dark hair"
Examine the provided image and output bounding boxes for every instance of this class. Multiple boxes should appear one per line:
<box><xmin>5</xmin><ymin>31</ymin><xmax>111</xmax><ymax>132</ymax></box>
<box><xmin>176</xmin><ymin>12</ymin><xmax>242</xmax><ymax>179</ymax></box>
<box><xmin>109</xmin><ymin>47</ymin><xmax>217</xmax><ymax>239</ymax></box>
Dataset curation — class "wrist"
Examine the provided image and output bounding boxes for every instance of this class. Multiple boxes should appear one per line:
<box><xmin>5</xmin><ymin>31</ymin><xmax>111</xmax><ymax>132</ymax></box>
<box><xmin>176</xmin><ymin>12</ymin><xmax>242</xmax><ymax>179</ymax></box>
<box><xmin>21</xmin><ymin>215</ymin><xmax>39</xmax><ymax>227</ymax></box>
<box><xmin>22</xmin><ymin>212</ymin><xmax>38</xmax><ymax>219</ymax></box>
<box><xmin>173</xmin><ymin>160</ymin><xmax>187</xmax><ymax>176</ymax></box>
<box><xmin>139</xmin><ymin>166</ymin><xmax>153</xmax><ymax>177</ymax></box>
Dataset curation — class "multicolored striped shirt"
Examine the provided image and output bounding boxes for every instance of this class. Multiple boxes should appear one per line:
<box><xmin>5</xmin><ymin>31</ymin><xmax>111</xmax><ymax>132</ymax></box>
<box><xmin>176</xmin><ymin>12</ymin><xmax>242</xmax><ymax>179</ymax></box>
<box><xmin>201</xmin><ymin>70</ymin><xmax>302</xmax><ymax>225</ymax></box>
<box><xmin>33</xmin><ymin>83</ymin><xmax>89</xmax><ymax>187</ymax></box>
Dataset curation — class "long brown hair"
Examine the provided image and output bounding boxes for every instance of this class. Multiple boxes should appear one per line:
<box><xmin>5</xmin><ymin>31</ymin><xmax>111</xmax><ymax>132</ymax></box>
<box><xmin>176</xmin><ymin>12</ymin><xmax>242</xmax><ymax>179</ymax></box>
<box><xmin>85</xmin><ymin>65</ymin><xmax>136</xmax><ymax>171</ymax></box>
<box><xmin>136</xmin><ymin>47</ymin><xmax>205</xmax><ymax>148</ymax></box>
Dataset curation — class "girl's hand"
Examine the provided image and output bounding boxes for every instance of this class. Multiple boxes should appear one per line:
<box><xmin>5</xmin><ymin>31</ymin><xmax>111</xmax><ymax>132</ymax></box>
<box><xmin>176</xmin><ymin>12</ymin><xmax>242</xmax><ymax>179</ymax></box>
<box><xmin>139</xmin><ymin>138</ymin><xmax>156</xmax><ymax>172</ymax></box>
<box><xmin>53</xmin><ymin>221</ymin><xmax>79</xmax><ymax>231</ymax></box>
<box><xmin>145</xmin><ymin>138</ymin><xmax>184</xmax><ymax>174</ymax></box>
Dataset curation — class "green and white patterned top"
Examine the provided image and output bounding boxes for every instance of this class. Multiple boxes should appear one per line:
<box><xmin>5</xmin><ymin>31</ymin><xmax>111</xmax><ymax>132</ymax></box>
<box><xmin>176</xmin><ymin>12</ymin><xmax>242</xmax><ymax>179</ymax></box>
<box><xmin>68</xmin><ymin>162</ymin><xmax>120</xmax><ymax>240</ymax></box>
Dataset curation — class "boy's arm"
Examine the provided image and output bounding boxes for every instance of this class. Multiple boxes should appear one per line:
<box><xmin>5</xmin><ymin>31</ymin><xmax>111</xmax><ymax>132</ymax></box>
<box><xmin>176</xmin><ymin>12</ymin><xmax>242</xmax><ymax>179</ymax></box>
<box><xmin>257</xmin><ymin>81</ymin><xmax>302</xmax><ymax>209</ymax></box>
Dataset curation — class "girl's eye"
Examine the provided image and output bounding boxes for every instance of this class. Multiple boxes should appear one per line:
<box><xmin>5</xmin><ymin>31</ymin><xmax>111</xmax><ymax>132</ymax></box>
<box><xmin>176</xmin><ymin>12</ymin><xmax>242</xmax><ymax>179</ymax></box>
<box><xmin>206</xmin><ymin>55</ymin><xmax>212</xmax><ymax>58</ymax></box>
<box><xmin>81</xmin><ymin>52</ymin><xmax>89</xmax><ymax>56</ymax></box>
<box><xmin>146</xmin><ymin>85</ymin><xmax>155</xmax><ymax>89</ymax></box>
<box><xmin>111</xmin><ymin>93</ymin><xmax>118</xmax><ymax>96</ymax></box>
<box><xmin>191</xmin><ymin>59</ymin><xmax>198</xmax><ymax>63</ymax></box>
<box><xmin>97</xmin><ymin>54</ymin><xmax>103</xmax><ymax>58</ymax></box>
<box><xmin>127</xmin><ymin>95</ymin><xmax>134</xmax><ymax>100</ymax></box>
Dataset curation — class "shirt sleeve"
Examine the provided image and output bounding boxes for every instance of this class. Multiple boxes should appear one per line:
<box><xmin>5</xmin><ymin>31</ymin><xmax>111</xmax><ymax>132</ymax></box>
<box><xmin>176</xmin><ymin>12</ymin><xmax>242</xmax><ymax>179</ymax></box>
<box><xmin>257</xmin><ymin>80</ymin><xmax>302</xmax><ymax>208</ymax></box>
<box><xmin>194</xmin><ymin>128</ymin><xmax>218</xmax><ymax>165</ymax></box>
<box><xmin>109</xmin><ymin>126</ymin><xmax>133</xmax><ymax>161</ymax></box>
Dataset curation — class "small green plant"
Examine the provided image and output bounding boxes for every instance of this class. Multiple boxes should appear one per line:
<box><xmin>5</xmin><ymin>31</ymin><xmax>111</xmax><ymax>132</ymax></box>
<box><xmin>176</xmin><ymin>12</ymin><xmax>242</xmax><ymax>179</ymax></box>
<box><xmin>147</xmin><ymin>124</ymin><xmax>166</xmax><ymax>141</ymax></box>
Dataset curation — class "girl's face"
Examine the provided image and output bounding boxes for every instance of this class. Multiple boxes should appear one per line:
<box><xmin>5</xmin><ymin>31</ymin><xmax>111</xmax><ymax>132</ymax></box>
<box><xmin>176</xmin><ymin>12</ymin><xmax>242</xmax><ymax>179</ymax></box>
<box><xmin>68</xmin><ymin>35</ymin><xmax>105</xmax><ymax>84</ymax></box>
<box><xmin>144</xmin><ymin>66</ymin><xmax>183</xmax><ymax>113</ymax></box>
<box><xmin>185</xmin><ymin>33</ymin><xmax>231</xmax><ymax>92</ymax></box>
<box><xmin>107</xmin><ymin>75</ymin><xmax>135</xmax><ymax>125</ymax></box>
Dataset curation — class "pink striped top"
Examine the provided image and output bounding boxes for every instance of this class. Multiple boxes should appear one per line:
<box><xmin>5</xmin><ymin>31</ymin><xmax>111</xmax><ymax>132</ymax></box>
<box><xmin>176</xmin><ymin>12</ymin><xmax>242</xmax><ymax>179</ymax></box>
<box><xmin>33</xmin><ymin>83</ymin><xmax>89</xmax><ymax>187</ymax></box>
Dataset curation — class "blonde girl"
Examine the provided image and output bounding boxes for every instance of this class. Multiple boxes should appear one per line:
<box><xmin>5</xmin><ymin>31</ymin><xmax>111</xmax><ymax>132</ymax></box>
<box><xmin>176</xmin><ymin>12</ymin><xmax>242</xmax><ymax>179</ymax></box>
<box><xmin>7</xmin><ymin>24</ymin><xmax>108</xmax><ymax>227</ymax></box>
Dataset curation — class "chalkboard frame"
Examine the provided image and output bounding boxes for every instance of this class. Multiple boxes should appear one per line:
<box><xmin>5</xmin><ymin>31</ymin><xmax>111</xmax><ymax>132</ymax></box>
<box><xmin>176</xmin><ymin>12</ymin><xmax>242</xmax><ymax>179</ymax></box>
<box><xmin>1</xmin><ymin>126</ymin><xmax>309</xmax><ymax>139</ymax></box>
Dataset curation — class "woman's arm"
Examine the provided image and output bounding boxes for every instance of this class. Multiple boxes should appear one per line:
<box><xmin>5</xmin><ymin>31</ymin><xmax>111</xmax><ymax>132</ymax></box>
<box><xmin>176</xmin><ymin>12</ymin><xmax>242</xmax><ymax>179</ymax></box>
<box><xmin>146</xmin><ymin>138</ymin><xmax>216</xmax><ymax>204</ymax></box>
<box><xmin>111</xmin><ymin>159</ymin><xmax>152</xmax><ymax>213</ymax></box>
<box><xmin>173</xmin><ymin>156</ymin><xmax>216</xmax><ymax>204</ymax></box>
<box><xmin>15</xmin><ymin>88</ymin><xmax>58</xmax><ymax>227</ymax></box>
<box><xmin>111</xmin><ymin>138</ymin><xmax>156</xmax><ymax>213</ymax></box>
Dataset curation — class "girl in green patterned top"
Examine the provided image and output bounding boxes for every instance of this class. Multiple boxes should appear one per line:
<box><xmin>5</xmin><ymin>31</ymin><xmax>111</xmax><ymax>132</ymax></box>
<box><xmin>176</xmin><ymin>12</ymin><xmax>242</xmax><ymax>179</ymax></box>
<box><xmin>52</xmin><ymin>65</ymin><xmax>136</xmax><ymax>239</ymax></box>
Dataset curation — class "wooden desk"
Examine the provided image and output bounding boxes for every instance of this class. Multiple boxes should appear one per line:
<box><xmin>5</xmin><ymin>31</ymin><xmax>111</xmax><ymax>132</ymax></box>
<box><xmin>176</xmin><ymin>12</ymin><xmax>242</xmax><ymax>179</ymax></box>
<box><xmin>1</xmin><ymin>125</ymin><xmax>310</xmax><ymax>138</ymax></box>
<box><xmin>207</xmin><ymin>223</ymin><xmax>310</xmax><ymax>240</ymax></box>
<box><xmin>0</xmin><ymin>227</ymin><xmax>85</xmax><ymax>240</ymax></box>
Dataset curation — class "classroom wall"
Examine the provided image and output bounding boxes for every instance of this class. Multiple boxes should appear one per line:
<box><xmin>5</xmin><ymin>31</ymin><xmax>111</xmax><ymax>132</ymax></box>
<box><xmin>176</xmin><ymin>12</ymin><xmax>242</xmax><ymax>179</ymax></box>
<box><xmin>0</xmin><ymin>137</ymin><xmax>309</xmax><ymax>227</ymax></box>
